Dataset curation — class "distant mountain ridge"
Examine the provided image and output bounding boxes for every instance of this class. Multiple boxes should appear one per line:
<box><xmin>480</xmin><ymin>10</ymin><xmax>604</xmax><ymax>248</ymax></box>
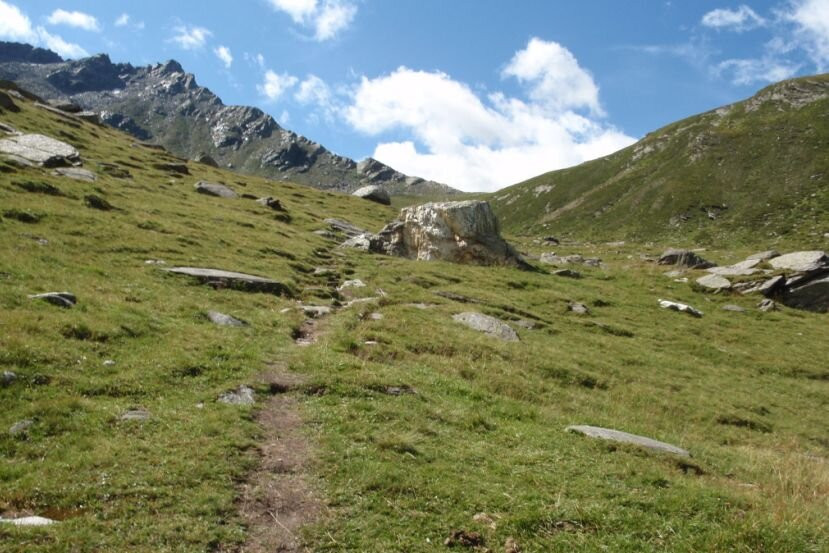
<box><xmin>0</xmin><ymin>41</ymin><xmax>458</xmax><ymax>196</ymax></box>
<box><xmin>489</xmin><ymin>73</ymin><xmax>829</xmax><ymax>246</ymax></box>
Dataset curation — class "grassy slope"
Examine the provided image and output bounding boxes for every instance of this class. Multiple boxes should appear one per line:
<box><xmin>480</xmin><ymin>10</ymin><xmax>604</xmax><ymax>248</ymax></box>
<box><xmin>489</xmin><ymin>74</ymin><xmax>829</xmax><ymax>248</ymax></box>
<box><xmin>1</xmin><ymin>92</ymin><xmax>827</xmax><ymax>552</ymax></box>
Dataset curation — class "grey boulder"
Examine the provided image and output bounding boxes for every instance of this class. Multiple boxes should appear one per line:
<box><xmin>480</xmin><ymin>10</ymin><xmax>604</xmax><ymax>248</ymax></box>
<box><xmin>218</xmin><ymin>386</ymin><xmax>255</xmax><ymax>405</ymax></box>
<box><xmin>255</xmin><ymin>196</ymin><xmax>284</xmax><ymax>211</ymax></box>
<box><xmin>29</xmin><ymin>291</ymin><xmax>76</xmax><ymax>308</ymax></box>
<box><xmin>195</xmin><ymin>181</ymin><xmax>237</xmax><ymax>198</ymax></box>
<box><xmin>0</xmin><ymin>133</ymin><xmax>81</xmax><ymax>167</ymax></box>
<box><xmin>657</xmin><ymin>248</ymin><xmax>715</xmax><ymax>269</ymax></box>
<box><xmin>783</xmin><ymin>274</ymin><xmax>829</xmax><ymax>312</ymax></box>
<box><xmin>658</xmin><ymin>298</ymin><xmax>703</xmax><ymax>317</ymax></box>
<box><xmin>453</xmin><ymin>312</ymin><xmax>519</xmax><ymax>342</ymax></box>
<box><xmin>695</xmin><ymin>274</ymin><xmax>731</xmax><ymax>291</ymax></box>
<box><xmin>1</xmin><ymin>370</ymin><xmax>17</xmax><ymax>387</ymax></box>
<box><xmin>207</xmin><ymin>311</ymin><xmax>248</xmax><ymax>327</ymax></box>
<box><xmin>769</xmin><ymin>251</ymin><xmax>827</xmax><ymax>273</ymax></box>
<box><xmin>352</xmin><ymin>185</ymin><xmax>391</xmax><ymax>205</ymax></box>
<box><xmin>566</xmin><ymin>425</ymin><xmax>689</xmax><ymax>456</ymax></box>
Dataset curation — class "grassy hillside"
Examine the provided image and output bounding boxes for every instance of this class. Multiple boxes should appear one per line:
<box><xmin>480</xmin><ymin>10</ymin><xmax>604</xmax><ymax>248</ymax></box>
<box><xmin>490</xmin><ymin>74</ymin><xmax>829</xmax><ymax>248</ymax></box>
<box><xmin>1</xmin><ymin>88</ymin><xmax>827</xmax><ymax>552</ymax></box>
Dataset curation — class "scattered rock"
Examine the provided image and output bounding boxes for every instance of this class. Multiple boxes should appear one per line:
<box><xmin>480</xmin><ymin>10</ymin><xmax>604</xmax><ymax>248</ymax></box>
<box><xmin>444</xmin><ymin>529</ymin><xmax>484</xmax><ymax>548</ymax></box>
<box><xmin>84</xmin><ymin>194</ymin><xmax>114</xmax><ymax>210</ymax></box>
<box><xmin>722</xmin><ymin>304</ymin><xmax>747</xmax><ymax>313</ymax></box>
<box><xmin>707</xmin><ymin>259</ymin><xmax>760</xmax><ymax>276</ymax></box>
<box><xmin>313</xmin><ymin>267</ymin><xmax>335</xmax><ymax>276</ymax></box>
<box><xmin>746</xmin><ymin>250</ymin><xmax>780</xmax><ymax>262</ymax></box>
<box><xmin>46</xmin><ymin>99</ymin><xmax>82</xmax><ymax>113</ymax></box>
<box><xmin>255</xmin><ymin>196</ymin><xmax>284</xmax><ymax>210</ymax></box>
<box><xmin>658</xmin><ymin>298</ymin><xmax>703</xmax><ymax>317</ymax></box>
<box><xmin>552</xmin><ymin>268</ymin><xmax>581</xmax><ymax>278</ymax></box>
<box><xmin>324</xmin><ymin>218</ymin><xmax>368</xmax><ymax>238</ymax></box>
<box><xmin>383</xmin><ymin>385</ymin><xmax>415</xmax><ymax>396</ymax></box>
<box><xmin>757</xmin><ymin>299</ymin><xmax>777</xmax><ymax>312</ymax></box>
<box><xmin>540</xmin><ymin>253</ymin><xmax>600</xmax><ymax>267</ymax></box>
<box><xmin>103</xmin><ymin>360</ymin><xmax>116</xmax><ymax>366</ymax></box>
<box><xmin>120</xmin><ymin>409</ymin><xmax>151</xmax><ymax>421</ymax></box>
<box><xmin>164</xmin><ymin>267</ymin><xmax>292</xmax><ymax>296</ymax></box>
<box><xmin>145</xmin><ymin>259</ymin><xmax>166</xmax><ymax>265</ymax></box>
<box><xmin>695</xmin><ymin>274</ymin><xmax>731</xmax><ymax>291</ymax></box>
<box><xmin>568</xmin><ymin>302</ymin><xmax>590</xmax><ymax>315</ymax></box>
<box><xmin>301</xmin><ymin>305</ymin><xmax>332</xmax><ymax>318</ymax></box>
<box><xmin>195</xmin><ymin>181</ymin><xmax>237</xmax><ymax>198</ymax></box>
<box><xmin>0</xmin><ymin>90</ymin><xmax>20</xmax><ymax>112</ymax></box>
<box><xmin>207</xmin><ymin>311</ymin><xmax>248</xmax><ymax>327</ymax></box>
<box><xmin>368</xmin><ymin>312</ymin><xmax>384</xmax><ymax>321</ymax></box>
<box><xmin>768</xmin><ymin>251</ymin><xmax>827</xmax><ymax>273</ymax></box>
<box><xmin>195</xmin><ymin>153</ymin><xmax>219</xmax><ymax>167</ymax></box>
<box><xmin>352</xmin><ymin>184</ymin><xmax>391</xmax><ymax>205</ymax></box>
<box><xmin>1</xmin><ymin>370</ymin><xmax>17</xmax><ymax>387</ymax></box>
<box><xmin>53</xmin><ymin>167</ymin><xmax>96</xmax><ymax>182</ymax></box>
<box><xmin>453</xmin><ymin>312</ymin><xmax>519</xmax><ymax>342</ymax></box>
<box><xmin>28</xmin><ymin>291</ymin><xmax>76</xmax><ymax>308</ymax></box>
<box><xmin>0</xmin><ymin>133</ymin><xmax>81</xmax><ymax>167</ymax></box>
<box><xmin>153</xmin><ymin>162</ymin><xmax>189</xmax><ymax>175</ymax></box>
<box><xmin>566</xmin><ymin>425</ymin><xmax>690</xmax><ymax>456</ymax></box>
<box><xmin>513</xmin><ymin>319</ymin><xmax>536</xmax><ymax>329</ymax></box>
<box><xmin>0</xmin><ymin>516</ymin><xmax>56</xmax><ymax>526</ymax></box>
<box><xmin>657</xmin><ymin>248</ymin><xmax>715</xmax><ymax>269</ymax></box>
<box><xmin>505</xmin><ymin>537</ymin><xmax>521</xmax><ymax>553</ymax></box>
<box><xmin>9</xmin><ymin>419</ymin><xmax>34</xmax><ymax>436</ymax></box>
<box><xmin>3</xmin><ymin>209</ymin><xmax>44</xmax><ymax>223</ymax></box>
<box><xmin>472</xmin><ymin>512</ymin><xmax>497</xmax><ymax>529</ymax></box>
<box><xmin>337</xmin><ymin>279</ymin><xmax>366</xmax><ymax>292</ymax></box>
<box><xmin>0</xmin><ymin>121</ymin><xmax>18</xmax><ymax>134</ymax></box>
<box><xmin>340</xmin><ymin>233</ymin><xmax>376</xmax><ymax>251</ymax></box>
<box><xmin>218</xmin><ymin>385</ymin><xmax>255</xmax><ymax>405</ymax></box>
<box><xmin>783</xmin><ymin>274</ymin><xmax>829</xmax><ymax>312</ymax></box>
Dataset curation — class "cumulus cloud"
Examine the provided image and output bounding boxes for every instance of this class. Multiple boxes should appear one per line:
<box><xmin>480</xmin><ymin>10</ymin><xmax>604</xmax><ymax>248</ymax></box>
<box><xmin>258</xmin><ymin>70</ymin><xmax>299</xmax><ymax>101</ymax></box>
<box><xmin>170</xmin><ymin>25</ymin><xmax>212</xmax><ymax>50</ymax></box>
<box><xmin>0</xmin><ymin>0</ymin><xmax>87</xmax><ymax>58</ymax></box>
<box><xmin>214</xmin><ymin>45</ymin><xmax>233</xmax><ymax>68</ymax></box>
<box><xmin>267</xmin><ymin>0</ymin><xmax>356</xmax><ymax>41</ymax></box>
<box><xmin>46</xmin><ymin>9</ymin><xmax>100</xmax><ymax>32</ymax></box>
<box><xmin>115</xmin><ymin>13</ymin><xmax>129</xmax><ymax>27</ymax></box>
<box><xmin>787</xmin><ymin>0</ymin><xmax>829</xmax><ymax>69</ymax></box>
<box><xmin>715</xmin><ymin>56</ymin><xmax>799</xmax><ymax>84</ymax></box>
<box><xmin>344</xmin><ymin>38</ymin><xmax>634</xmax><ymax>192</ymax></box>
<box><xmin>701</xmin><ymin>5</ymin><xmax>766</xmax><ymax>31</ymax></box>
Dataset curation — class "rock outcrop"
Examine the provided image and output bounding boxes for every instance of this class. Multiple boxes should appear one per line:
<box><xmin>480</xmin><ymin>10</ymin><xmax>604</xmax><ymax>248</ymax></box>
<box><xmin>658</xmin><ymin>248</ymin><xmax>715</xmax><ymax>269</ymax></box>
<box><xmin>343</xmin><ymin>201</ymin><xmax>527</xmax><ymax>268</ymax></box>
<box><xmin>352</xmin><ymin>185</ymin><xmax>391</xmax><ymax>205</ymax></box>
<box><xmin>0</xmin><ymin>133</ymin><xmax>80</xmax><ymax>167</ymax></box>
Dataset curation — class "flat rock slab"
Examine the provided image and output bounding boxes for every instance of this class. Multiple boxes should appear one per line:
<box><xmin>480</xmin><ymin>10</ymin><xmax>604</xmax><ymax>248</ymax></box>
<box><xmin>0</xmin><ymin>134</ymin><xmax>80</xmax><ymax>167</ymax></box>
<box><xmin>722</xmin><ymin>304</ymin><xmax>747</xmax><ymax>312</ymax></box>
<box><xmin>658</xmin><ymin>298</ymin><xmax>703</xmax><ymax>317</ymax></box>
<box><xmin>566</xmin><ymin>425</ymin><xmax>690</xmax><ymax>457</ymax></box>
<box><xmin>707</xmin><ymin>259</ymin><xmax>760</xmax><ymax>276</ymax></box>
<box><xmin>164</xmin><ymin>267</ymin><xmax>291</xmax><ymax>296</ymax></box>
<box><xmin>195</xmin><ymin>181</ymin><xmax>237</xmax><ymax>198</ymax></box>
<box><xmin>9</xmin><ymin>419</ymin><xmax>33</xmax><ymax>436</ymax></box>
<box><xmin>769</xmin><ymin>251</ymin><xmax>828</xmax><ymax>273</ymax></box>
<box><xmin>784</xmin><ymin>274</ymin><xmax>829</xmax><ymax>313</ymax></box>
<box><xmin>120</xmin><ymin>409</ymin><xmax>151</xmax><ymax>421</ymax></box>
<box><xmin>325</xmin><ymin>218</ymin><xmax>368</xmax><ymax>238</ymax></box>
<box><xmin>352</xmin><ymin>185</ymin><xmax>391</xmax><ymax>205</ymax></box>
<box><xmin>0</xmin><ymin>516</ymin><xmax>56</xmax><ymax>526</ymax></box>
<box><xmin>28</xmin><ymin>292</ymin><xmax>76</xmax><ymax>308</ymax></box>
<box><xmin>218</xmin><ymin>386</ymin><xmax>255</xmax><ymax>405</ymax></box>
<box><xmin>52</xmin><ymin>167</ymin><xmax>96</xmax><ymax>182</ymax></box>
<box><xmin>696</xmin><ymin>274</ymin><xmax>732</xmax><ymax>291</ymax></box>
<box><xmin>453</xmin><ymin>312</ymin><xmax>519</xmax><ymax>342</ymax></box>
<box><xmin>207</xmin><ymin>311</ymin><xmax>248</xmax><ymax>327</ymax></box>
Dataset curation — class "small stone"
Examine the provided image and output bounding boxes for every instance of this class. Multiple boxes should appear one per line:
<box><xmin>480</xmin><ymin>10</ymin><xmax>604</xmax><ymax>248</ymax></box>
<box><xmin>566</xmin><ymin>425</ymin><xmax>689</xmax><ymax>456</ymax></box>
<box><xmin>1</xmin><ymin>370</ymin><xmax>17</xmax><ymax>387</ymax></box>
<box><xmin>53</xmin><ymin>167</ymin><xmax>96</xmax><ymax>182</ymax></box>
<box><xmin>745</xmin><ymin>250</ymin><xmax>780</xmax><ymax>262</ymax></box>
<box><xmin>568</xmin><ymin>302</ymin><xmax>590</xmax><ymax>315</ymax></box>
<box><xmin>9</xmin><ymin>419</ymin><xmax>33</xmax><ymax>436</ymax></box>
<box><xmin>368</xmin><ymin>312</ymin><xmax>384</xmax><ymax>320</ymax></box>
<box><xmin>29</xmin><ymin>291</ymin><xmax>76</xmax><ymax>308</ymax></box>
<box><xmin>658</xmin><ymin>298</ymin><xmax>703</xmax><ymax>317</ymax></box>
<box><xmin>144</xmin><ymin>259</ymin><xmax>166</xmax><ymax>265</ymax></box>
<box><xmin>552</xmin><ymin>269</ymin><xmax>581</xmax><ymax>278</ymax></box>
<box><xmin>218</xmin><ymin>386</ymin><xmax>255</xmax><ymax>405</ymax></box>
<box><xmin>120</xmin><ymin>409</ymin><xmax>151</xmax><ymax>421</ymax></box>
<box><xmin>207</xmin><ymin>311</ymin><xmax>248</xmax><ymax>327</ymax></box>
<box><xmin>722</xmin><ymin>304</ymin><xmax>747</xmax><ymax>313</ymax></box>
<box><xmin>255</xmin><ymin>196</ymin><xmax>285</xmax><ymax>211</ymax></box>
<box><xmin>472</xmin><ymin>512</ymin><xmax>496</xmax><ymax>529</ymax></box>
<box><xmin>164</xmin><ymin>267</ymin><xmax>291</xmax><ymax>296</ymax></box>
<box><xmin>194</xmin><ymin>181</ymin><xmax>237</xmax><ymax>198</ymax></box>
<box><xmin>102</xmin><ymin>360</ymin><xmax>116</xmax><ymax>366</ymax></box>
<box><xmin>513</xmin><ymin>319</ymin><xmax>536</xmax><ymax>329</ymax></box>
<box><xmin>0</xmin><ymin>516</ymin><xmax>56</xmax><ymax>526</ymax></box>
<box><xmin>758</xmin><ymin>299</ymin><xmax>777</xmax><ymax>312</ymax></box>
<box><xmin>301</xmin><ymin>305</ymin><xmax>332</xmax><ymax>318</ymax></box>
<box><xmin>84</xmin><ymin>194</ymin><xmax>114</xmax><ymax>210</ymax></box>
<box><xmin>337</xmin><ymin>279</ymin><xmax>366</xmax><ymax>293</ymax></box>
<box><xmin>504</xmin><ymin>537</ymin><xmax>522</xmax><ymax>553</ymax></box>
<box><xmin>444</xmin><ymin>529</ymin><xmax>484</xmax><ymax>548</ymax></box>
<box><xmin>695</xmin><ymin>274</ymin><xmax>731</xmax><ymax>291</ymax></box>
<box><xmin>453</xmin><ymin>312</ymin><xmax>519</xmax><ymax>342</ymax></box>
<box><xmin>313</xmin><ymin>267</ymin><xmax>334</xmax><ymax>276</ymax></box>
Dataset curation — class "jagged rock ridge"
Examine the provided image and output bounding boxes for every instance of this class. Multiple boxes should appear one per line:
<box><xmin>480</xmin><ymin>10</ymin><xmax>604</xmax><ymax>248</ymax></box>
<box><xmin>0</xmin><ymin>41</ymin><xmax>458</xmax><ymax>196</ymax></box>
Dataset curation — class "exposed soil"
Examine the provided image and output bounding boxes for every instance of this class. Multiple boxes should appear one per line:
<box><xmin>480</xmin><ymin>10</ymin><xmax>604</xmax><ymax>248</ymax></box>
<box><xmin>237</xmin><ymin>369</ymin><xmax>324</xmax><ymax>553</ymax></box>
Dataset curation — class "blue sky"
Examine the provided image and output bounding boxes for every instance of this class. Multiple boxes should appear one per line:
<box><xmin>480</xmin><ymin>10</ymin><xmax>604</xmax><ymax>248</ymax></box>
<box><xmin>2</xmin><ymin>1</ymin><xmax>829</xmax><ymax>191</ymax></box>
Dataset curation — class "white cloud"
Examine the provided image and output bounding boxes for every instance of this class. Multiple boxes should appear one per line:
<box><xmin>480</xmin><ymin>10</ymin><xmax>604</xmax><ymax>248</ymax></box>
<box><xmin>214</xmin><ymin>45</ymin><xmax>233</xmax><ymax>68</ymax></box>
<box><xmin>258</xmin><ymin>70</ymin><xmax>298</xmax><ymax>101</ymax></box>
<box><xmin>502</xmin><ymin>37</ymin><xmax>603</xmax><ymax>115</ymax></box>
<box><xmin>702</xmin><ymin>5</ymin><xmax>766</xmax><ymax>31</ymax></box>
<box><xmin>344</xmin><ymin>39</ymin><xmax>634</xmax><ymax>192</ymax></box>
<box><xmin>115</xmin><ymin>13</ymin><xmax>129</xmax><ymax>27</ymax></box>
<box><xmin>267</xmin><ymin>0</ymin><xmax>356</xmax><ymax>41</ymax></box>
<box><xmin>787</xmin><ymin>0</ymin><xmax>829</xmax><ymax>69</ymax></box>
<box><xmin>46</xmin><ymin>9</ymin><xmax>100</xmax><ymax>32</ymax></box>
<box><xmin>170</xmin><ymin>25</ymin><xmax>212</xmax><ymax>50</ymax></box>
<box><xmin>0</xmin><ymin>1</ymin><xmax>87</xmax><ymax>58</ymax></box>
<box><xmin>715</xmin><ymin>56</ymin><xmax>800</xmax><ymax>85</ymax></box>
<box><xmin>295</xmin><ymin>74</ymin><xmax>331</xmax><ymax>105</ymax></box>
